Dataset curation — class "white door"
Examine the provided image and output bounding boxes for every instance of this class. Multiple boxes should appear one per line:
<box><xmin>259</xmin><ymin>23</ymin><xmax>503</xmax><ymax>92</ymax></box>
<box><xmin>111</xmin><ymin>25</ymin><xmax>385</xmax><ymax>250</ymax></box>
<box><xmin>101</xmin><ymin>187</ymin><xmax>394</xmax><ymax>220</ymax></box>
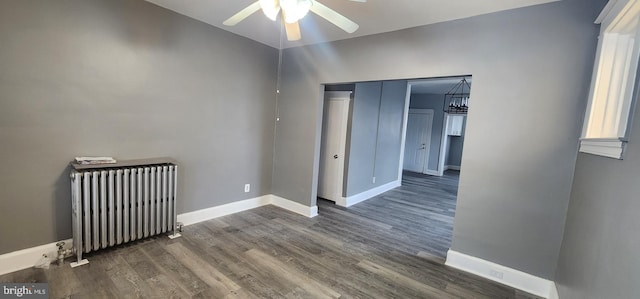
<box><xmin>403</xmin><ymin>109</ymin><xmax>434</xmax><ymax>173</ymax></box>
<box><xmin>318</xmin><ymin>91</ymin><xmax>351</xmax><ymax>202</ymax></box>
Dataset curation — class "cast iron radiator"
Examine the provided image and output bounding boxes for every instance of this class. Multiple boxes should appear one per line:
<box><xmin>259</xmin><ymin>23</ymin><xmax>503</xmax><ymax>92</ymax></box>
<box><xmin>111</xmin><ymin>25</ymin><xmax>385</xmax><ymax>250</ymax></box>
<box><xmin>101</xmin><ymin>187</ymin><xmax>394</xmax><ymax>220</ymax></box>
<box><xmin>69</xmin><ymin>158</ymin><xmax>181</xmax><ymax>267</ymax></box>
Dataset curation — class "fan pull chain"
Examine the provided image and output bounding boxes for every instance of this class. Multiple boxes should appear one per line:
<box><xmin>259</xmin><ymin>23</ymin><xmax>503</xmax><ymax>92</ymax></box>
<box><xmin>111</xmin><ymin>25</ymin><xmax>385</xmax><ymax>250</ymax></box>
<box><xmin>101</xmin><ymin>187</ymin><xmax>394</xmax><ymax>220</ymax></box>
<box><xmin>275</xmin><ymin>19</ymin><xmax>284</xmax><ymax>122</ymax></box>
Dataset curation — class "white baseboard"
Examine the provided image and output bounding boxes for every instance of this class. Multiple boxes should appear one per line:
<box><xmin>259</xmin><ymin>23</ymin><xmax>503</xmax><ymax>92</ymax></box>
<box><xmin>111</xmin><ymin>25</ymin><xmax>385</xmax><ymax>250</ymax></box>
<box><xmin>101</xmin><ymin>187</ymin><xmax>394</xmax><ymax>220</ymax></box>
<box><xmin>177</xmin><ymin>195</ymin><xmax>317</xmax><ymax>226</ymax></box>
<box><xmin>0</xmin><ymin>238</ymin><xmax>73</xmax><ymax>276</ymax></box>
<box><xmin>548</xmin><ymin>283</ymin><xmax>559</xmax><ymax>299</ymax></box>
<box><xmin>337</xmin><ymin>180</ymin><xmax>400</xmax><ymax>207</ymax></box>
<box><xmin>177</xmin><ymin>195</ymin><xmax>271</xmax><ymax>226</ymax></box>
<box><xmin>1</xmin><ymin>194</ymin><xmax>316</xmax><ymax>276</ymax></box>
<box><xmin>270</xmin><ymin>195</ymin><xmax>318</xmax><ymax>218</ymax></box>
<box><xmin>445</xmin><ymin>250</ymin><xmax>555</xmax><ymax>298</ymax></box>
<box><xmin>446</xmin><ymin>165</ymin><xmax>461</xmax><ymax>171</ymax></box>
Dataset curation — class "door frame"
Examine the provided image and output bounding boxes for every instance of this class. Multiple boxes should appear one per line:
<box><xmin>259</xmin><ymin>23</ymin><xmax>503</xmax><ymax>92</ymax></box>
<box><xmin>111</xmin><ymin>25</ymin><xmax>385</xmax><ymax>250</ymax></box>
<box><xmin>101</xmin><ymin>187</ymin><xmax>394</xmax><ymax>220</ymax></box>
<box><xmin>404</xmin><ymin>108</ymin><xmax>435</xmax><ymax>174</ymax></box>
<box><xmin>437</xmin><ymin>113</ymin><xmax>452</xmax><ymax>176</ymax></box>
<box><xmin>401</xmin><ymin>80</ymin><xmax>448</xmax><ymax>177</ymax></box>
<box><xmin>319</xmin><ymin>91</ymin><xmax>352</xmax><ymax>202</ymax></box>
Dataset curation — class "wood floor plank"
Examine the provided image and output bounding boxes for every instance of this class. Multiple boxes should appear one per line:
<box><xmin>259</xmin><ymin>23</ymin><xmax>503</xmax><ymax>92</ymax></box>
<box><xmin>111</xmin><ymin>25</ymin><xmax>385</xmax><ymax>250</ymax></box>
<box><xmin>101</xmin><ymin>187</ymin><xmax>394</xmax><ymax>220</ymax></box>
<box><xmin>357</xmin><ymin>259</ymin><xmax>456</xmax><ymax>299</ymax></box>
<box><xmin>417</xmin><ymin>250</ymin><xmax>447</xmax><ymax>264</ymax></box>
<box><xmin>144</xmin><ymin>274</ymin><xmax>190</xmax><ymax>299</ymax></box>
<box><xmin>223</xmin><ymin>288</ymin><xmax>262</xmax><ymax>299</ymax></box>
<box><xmin>164</xmin><ymin>242</ymin><xmax>241</xmax><ymax>297</ymax></box>
<box><xmin>318</xmin><ymin>203</ymin><xmax>394</xmax><ymax>230</ymax></box>
<box><xmin>445</xmin><ymin>282</ymin><xmax>493</xmax><ymax>299</ymax></box>
<box><xmin>120</xmin><ymin>246</ymin><xmax>163</xmax><ymax>280</ymax></box>
<box><xmin>244</xmin><ymin>248</ymin><xmax>341</xmax><ymax>299</ymax></box>
<box><xmin>92</xmin><ymin>253</ymin><xmax>157</xmax><ymax>299</ymax></box>
<box><xmin>138</xmin><ymin>241</ymin><xmax>210</xmax><ymax>296</ymax></box>
<box><xmin>70</xmin><ymin>256</ymin><xmax>123</xmax><ymax>299</ymax></box>
<box><xmin>43</xmin><ymin>262</ymin><xmax>82</xmax><ymax>299</ymax></box>
<box><xmin>226</xmin><ymin>261</ymin><xmax>292</xmax><ymax>297</ymax></box>
<box><xmin>259</xmin><ymin>233</ymin><xmax>407</xmax><ymax>298</ymax></box>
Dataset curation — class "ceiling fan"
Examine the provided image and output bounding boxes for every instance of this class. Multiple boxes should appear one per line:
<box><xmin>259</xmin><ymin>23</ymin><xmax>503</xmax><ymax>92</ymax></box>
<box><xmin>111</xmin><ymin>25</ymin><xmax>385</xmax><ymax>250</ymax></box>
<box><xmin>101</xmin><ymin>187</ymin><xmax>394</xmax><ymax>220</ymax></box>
<box><xmin>223</xmin><ymin>0</ymin><xmax>365</xmax><ymax>41</ymax></box>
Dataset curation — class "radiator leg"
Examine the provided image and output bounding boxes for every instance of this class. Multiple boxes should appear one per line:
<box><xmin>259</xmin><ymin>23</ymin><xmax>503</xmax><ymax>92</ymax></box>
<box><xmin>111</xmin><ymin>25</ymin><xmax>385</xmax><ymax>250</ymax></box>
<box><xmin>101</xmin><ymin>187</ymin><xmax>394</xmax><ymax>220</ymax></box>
<box><xmin>70</xmin><ymin>257</ymin><xmax>89</xmax><ymax>268</ymax></box>
<box><xmin>168</xmin><ymin>219</ymin><xmax>182</xmax><ymax>239</ymax></box>
<box><xmin>168</xmin><ymin>166</ymin><xmax>181</xmax><ymax>240</ymax></box>
<box><xmin>70</xmin><ymin>172</ymin><xmax>89</xmax><ymax>268</ymax></box>
<box><xmin>168</xmin><ymin>218</ymin><xmax>182</xmax><ymax>239</ymax></box>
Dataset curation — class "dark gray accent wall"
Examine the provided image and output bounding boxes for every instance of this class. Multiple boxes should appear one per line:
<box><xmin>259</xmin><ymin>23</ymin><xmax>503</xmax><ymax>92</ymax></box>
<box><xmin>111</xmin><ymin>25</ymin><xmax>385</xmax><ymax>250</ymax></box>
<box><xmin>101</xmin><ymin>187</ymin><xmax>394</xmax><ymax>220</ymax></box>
<box><xmin>373</xmin><ymin>81</ymin><xmax>407</xmax><ymax>186</ymax></box>
<box><xmin>0</xmin><ymin>0</ymin><xmax>277</xmax><ymax>254</ymax></box>
<box><xmin>345</xmin><ymin>82</ymin><xmax>382</xmax><ymax>196</ymax></box>
<box><xmin>448</xmin><ymin>136</ymin><xmax>465</xmax><ymax>167</ymax></box>
<box><xmin>344</xmin><ymin>81</ymin><xmax>406</xmax><ymax>197</ymax></box>
<box><xmin>409</xmin><ymin>94</ymin><xmax>445</xmax><ymax>171</ymax></box>
<box><xmin>272</xmin><ymin>0</ymin><xmax>605</xmax><ymax>278</ymax></box>
<box><xmin>554</xmin><ymin>90</ymin><xmax>640</xmax><ymax>297</ymax></box>
<box><xmin>448</xmin><ymin>117</ymin><xmax>466</xmax><ymax>167</ymax></box>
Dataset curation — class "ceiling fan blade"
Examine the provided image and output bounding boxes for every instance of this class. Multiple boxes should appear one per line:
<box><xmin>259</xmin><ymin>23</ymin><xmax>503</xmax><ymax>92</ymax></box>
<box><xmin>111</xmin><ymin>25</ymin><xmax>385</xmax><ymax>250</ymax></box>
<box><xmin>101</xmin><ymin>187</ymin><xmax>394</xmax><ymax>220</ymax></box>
<box><xmin>285</xmin><ymin>21</ymin><xmax>302</xmax><ymax>41</ymax></box>
<box><xmin>349</xmin><ymin>0</ymin><xmax>366</xmax><ymax>2</ymax></box>
<box><xmin>223</xmin><ymin>1</ymin><xmax>261</xmax><ymax>26</ymax></box>
<box><xmin>310</xmin><ymin>1</ymin><xmax>359</xmax><ymax>33</ymax></box>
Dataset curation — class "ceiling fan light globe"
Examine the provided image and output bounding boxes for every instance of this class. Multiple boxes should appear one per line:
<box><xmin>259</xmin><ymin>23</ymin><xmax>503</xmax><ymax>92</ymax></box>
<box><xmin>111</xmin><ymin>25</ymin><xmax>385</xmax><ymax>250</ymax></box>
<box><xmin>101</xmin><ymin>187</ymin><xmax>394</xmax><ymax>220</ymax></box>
<box><xmin>281</xmin><ymin>0</ymin><xmax>312</xmax><ymax>23</ymax></box>
<box><xmin>294</xmin><ymin>0</ymin><xmax>312</xmax><ymax>19</ymax></box>
<box><xmin>259</xmin><ymin>0</ymin><xmax>281</xmax><ymax>21</ymax></box>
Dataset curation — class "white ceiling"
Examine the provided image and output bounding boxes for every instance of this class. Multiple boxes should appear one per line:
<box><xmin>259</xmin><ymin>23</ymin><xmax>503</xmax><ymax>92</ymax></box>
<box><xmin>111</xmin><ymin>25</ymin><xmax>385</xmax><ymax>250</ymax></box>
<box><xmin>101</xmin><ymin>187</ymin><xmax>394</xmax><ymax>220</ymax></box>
<box><xmin>145</xmin><ymin>0</ymin><xmax>559</xmax><ymax>49</ymax></box>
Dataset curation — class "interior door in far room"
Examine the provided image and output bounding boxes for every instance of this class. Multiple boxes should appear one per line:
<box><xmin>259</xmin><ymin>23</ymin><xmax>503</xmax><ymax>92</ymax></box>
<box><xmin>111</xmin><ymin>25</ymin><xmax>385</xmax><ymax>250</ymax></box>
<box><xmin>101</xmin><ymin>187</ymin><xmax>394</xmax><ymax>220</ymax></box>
<box><xmin>403</xmin><ymin>109</ymin><xmax>434</xmax><ymax>173</ymax></box>
<box><xmin>319</xmin><ymin>91</ymin><xmax>351</xmax><ymax>202</ymax></box>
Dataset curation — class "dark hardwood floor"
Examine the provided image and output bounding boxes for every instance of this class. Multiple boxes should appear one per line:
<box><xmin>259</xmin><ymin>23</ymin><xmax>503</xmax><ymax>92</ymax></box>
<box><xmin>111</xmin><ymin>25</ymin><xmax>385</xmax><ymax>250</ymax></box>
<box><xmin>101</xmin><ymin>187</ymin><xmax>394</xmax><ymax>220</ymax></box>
<box><xmin>0</xmin><ymin>170</ymin><xmax>541</xmax><ymax>298</ymax></box>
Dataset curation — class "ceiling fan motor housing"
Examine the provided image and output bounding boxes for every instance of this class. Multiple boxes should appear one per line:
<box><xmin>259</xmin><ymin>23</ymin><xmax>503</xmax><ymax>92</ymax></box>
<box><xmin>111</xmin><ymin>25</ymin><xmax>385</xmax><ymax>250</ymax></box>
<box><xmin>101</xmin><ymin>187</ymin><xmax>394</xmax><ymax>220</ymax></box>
<box><xmin>260</xmin><ymin>0</ymin><xmax>313</xmax><ymax>23</ymax></box>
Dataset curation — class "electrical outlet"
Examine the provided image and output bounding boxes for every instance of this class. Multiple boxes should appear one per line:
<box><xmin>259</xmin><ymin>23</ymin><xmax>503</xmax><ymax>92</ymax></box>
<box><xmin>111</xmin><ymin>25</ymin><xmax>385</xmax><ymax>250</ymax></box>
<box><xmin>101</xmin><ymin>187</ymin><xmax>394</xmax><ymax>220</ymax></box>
<box><xmin>489</xmin><ymin>270</ymin><xmax>504</xmax><ymax>279</ymax></box>
<box><xmin>244</xmin><ymin>184</ymin><xmax>250</xmax><ymax>193</ymax></box>
<box><xmin>372</xmin><ymin>177</ymin><xmax>376</xmax><ymax>183</ymax></box>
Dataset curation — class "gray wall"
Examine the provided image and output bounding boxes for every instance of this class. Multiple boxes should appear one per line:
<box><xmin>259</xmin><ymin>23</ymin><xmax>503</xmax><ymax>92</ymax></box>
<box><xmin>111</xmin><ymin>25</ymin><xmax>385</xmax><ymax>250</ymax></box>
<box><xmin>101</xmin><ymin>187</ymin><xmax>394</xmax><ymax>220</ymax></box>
<box><xmin>271</xmin><ymin>0</ymin><xmax>605</xmax><ymax>279</ymax></box>
<box><xmin>345</xmin><ymin>82</ymin><xmax>381</xmax><ymax>196</ymax></box>
<box><xmin>448</xmin><ymin>137</ymin><xmax>464</xmax><ymax>167</ymax></box>
<box><xmin>448</xmin><ymin>117</ymin><xmax>466</xmax><ymax>167</ymax></box>
<box><xmin>374</xmin><ymin>81</ymin><xmax>407</xmax><ymax>186</ymax></box>
<box><xmin>344</xmin><ymin>80</ymin><xmax>406</xmax><ymax>197</ymax></box>
<box><xmin>409</xmin><ymin>94</ymin><xmax>445</xmax><ymax>171</ymax></box>
<box><xmin>0</xmin><ymin>0</ymin><xmax>277</xmax><ymax>254</ymax></box>
<box><xmin>554</xmin><ymin>90</ymin><xmax>640</xmax><ymax>296</ymax></box>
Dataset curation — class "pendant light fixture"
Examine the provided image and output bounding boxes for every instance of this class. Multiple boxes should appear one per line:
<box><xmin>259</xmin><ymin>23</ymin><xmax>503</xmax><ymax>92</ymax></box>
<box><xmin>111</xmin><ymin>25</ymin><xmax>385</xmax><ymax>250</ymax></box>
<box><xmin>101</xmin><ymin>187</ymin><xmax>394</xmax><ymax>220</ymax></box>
<box><xmin>444</xmin><ymin>77</ymin><xmax>471</xmax><ymax>114</ymax></box>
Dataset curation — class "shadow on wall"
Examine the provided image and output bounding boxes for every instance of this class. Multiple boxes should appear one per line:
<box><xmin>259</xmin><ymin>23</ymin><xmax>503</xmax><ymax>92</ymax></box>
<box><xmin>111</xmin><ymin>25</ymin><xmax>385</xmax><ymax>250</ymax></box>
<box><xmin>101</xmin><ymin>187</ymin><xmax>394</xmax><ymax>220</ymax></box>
<box><xmin>53</xmin><ymin>164</ymin><xmax>72</xmax><ymax>241</ymax></box>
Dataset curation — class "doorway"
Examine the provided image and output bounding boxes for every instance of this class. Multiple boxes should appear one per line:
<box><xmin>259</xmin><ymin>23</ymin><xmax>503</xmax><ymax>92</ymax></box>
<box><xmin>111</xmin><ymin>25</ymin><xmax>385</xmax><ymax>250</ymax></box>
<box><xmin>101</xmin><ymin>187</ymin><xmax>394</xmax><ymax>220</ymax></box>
<box><xmin>315</xmin><ymin>76</ymin><xmax>470</xmax><ymax>261</ymax></box>
<box><xmin>403</xmin><ymin>77</ymin><xmax>470</xmax><ymax>177</ymax></box>
<box><xmin>403</xmin><ymin>109</ymin><xmax>435</xmax><ymax>174</ymax></box>
<box><xmin>318</xmin><ymin>91</ymin><xmax>351</xmax><ymax>203</ymax></box>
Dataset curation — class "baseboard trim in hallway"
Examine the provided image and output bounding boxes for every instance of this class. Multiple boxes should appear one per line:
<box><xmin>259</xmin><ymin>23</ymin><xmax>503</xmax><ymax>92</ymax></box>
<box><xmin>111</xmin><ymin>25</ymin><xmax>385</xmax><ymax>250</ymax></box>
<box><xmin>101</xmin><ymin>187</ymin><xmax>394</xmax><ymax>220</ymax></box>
<box><xmin>446</xmin><ymin>250</ymin><xmax>557</xmax><ymax>298</ymax></box>
<box><xmin>270</xmin><ymin>195</ymin><xmax>318</xmax><ymax>217</ymax></box>
<box><xmin>337</xmin><ymin>180</ymin><xmax>401</xmax><ymax>207</ymax></box>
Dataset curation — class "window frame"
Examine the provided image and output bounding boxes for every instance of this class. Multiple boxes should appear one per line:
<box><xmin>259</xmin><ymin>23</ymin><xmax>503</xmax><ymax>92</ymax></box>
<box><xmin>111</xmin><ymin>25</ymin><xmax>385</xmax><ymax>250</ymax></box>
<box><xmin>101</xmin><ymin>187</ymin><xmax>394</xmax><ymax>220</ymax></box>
<box><xmin>580</xmin><ymin>0</ymin><xmax>640</xmax><ymax>159</ymax></box>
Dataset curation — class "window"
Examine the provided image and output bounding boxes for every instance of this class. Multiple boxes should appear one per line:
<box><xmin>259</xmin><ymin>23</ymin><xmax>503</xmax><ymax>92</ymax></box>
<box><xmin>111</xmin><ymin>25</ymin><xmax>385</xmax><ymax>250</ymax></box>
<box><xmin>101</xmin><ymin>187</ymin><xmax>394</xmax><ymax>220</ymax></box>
<box><xmin>580</xmin><ymin>0</ymin><xmax>640</xmax><ymax>159</ymax></box>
